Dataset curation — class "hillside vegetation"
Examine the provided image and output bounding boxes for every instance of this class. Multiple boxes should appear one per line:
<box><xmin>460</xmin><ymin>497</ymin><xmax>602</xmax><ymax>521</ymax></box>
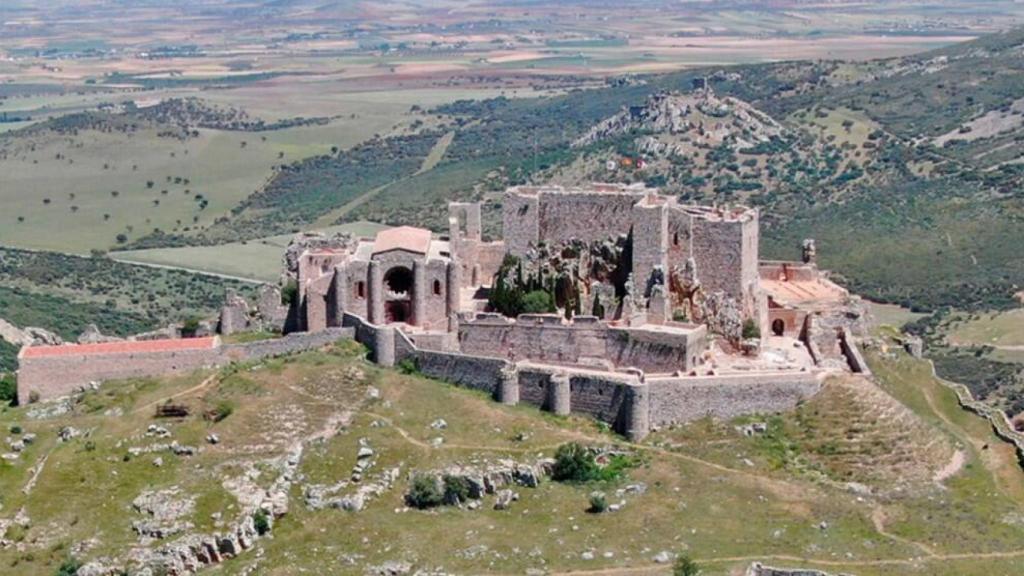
<box><xmin>0</xmin><ymin>340</ymin><xmax>1022</xmax><ymax>575</ymax></box>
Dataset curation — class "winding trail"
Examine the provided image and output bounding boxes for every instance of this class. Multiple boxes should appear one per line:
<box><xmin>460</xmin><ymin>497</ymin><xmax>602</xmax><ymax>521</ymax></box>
<box><xmin>549</xmin><ymin>548</ymin><xmax>1024</xmax><ymax>575</ymax></box>
<box><xmin>132</xmin><ymin>372</ymin><xmax>220</xmax><ymax>415</ymax></box>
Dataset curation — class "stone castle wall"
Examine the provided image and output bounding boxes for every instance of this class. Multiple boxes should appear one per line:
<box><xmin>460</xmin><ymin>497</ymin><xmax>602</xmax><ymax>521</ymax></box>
<box><xmin>647</xmin><ymin>371</ymin><xmax>821</xmax><ymax>426</ymax></box>
<box><xmin>17</xmin><ymin>329</ymin><xmax>353</xmax><ymax>404</ymax></box>
<box><xmin>17</xmin><ymin>345</ymin><xmax>223</xmax><ymax>403</ymax></box>
<box><xmin>503</xmin><ymin>188</ymin><xmax>641</xmax><ymax>257</ymax></box>
<box><xmin>457</xmin><ymin>314</ymin><xmax>705</xmax><ymax>373</ymax></box>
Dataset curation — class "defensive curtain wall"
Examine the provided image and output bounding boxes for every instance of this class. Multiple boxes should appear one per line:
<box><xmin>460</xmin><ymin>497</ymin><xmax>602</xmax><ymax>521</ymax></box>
<box><xmin>342</xmin><ymin>312</ymin><xmax>822</xmax><ymax>441</ymax></box>
<box><xmin>16</xmin><ymin>328</ymin><xmax>351</xmax><ymax>404</ymax></box>
<box><xmin>456</xmin><ymin>313</ymin><xmax>707</xmax><ymax>373</ymax></box>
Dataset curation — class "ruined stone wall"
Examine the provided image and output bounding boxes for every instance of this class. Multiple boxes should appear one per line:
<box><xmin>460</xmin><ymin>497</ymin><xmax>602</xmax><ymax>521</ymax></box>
<box><xmin>304</xmin><ymin>276</ymin><xmax>332</xmax><ymax>332</ymax></box>
<box><xmin>415</xmin><ymin>351</ymin><xmax>508</xmax><ymax>396</ymax></box>
<box><xmin>630</xmin><ymin>200</ymin><xmax>668</xmax><ymax>291</ymax></box>
<box><xmin>759</xmin><ymin>261</ymin><xmax>819</xmax><ymax>282</ymax></box>
<box><xmin>458</xmin><ymin>315</ymin><xmax>704</xmax><ymax>373</ymax></box>
<box><xmin>607</xmin><ymin>324</ymin><xmax>706</xmax><ymax>372</ymax></box>
<box><xmin>647</xmin><ymin>371</ymin><xmax>821</xmax><ymax>426</ymax></box>
<box><xmin>222</xmin><ymin>328</ymin><xmax>352</xmax><ymax>362</ymax></box>
<box><xmin>504</xmin><ymin>189</ymin><xmax>640</xmax><ymax>257</ymax></box>
<box><xmin>421</xmin><ymin>259</ymin><xmax>450</xmax><ymax>330</ymax></box>
<box><xmin>476</xmin><ymin>242</ymin><xmax>506</xmax><ymax>285</ymax></box>
<box><xmin>335</xmin><ymin>261</ymin><xmax>370</xmax><ymax>322</ymax></box>
<box><xmin>689</xmin><ymin>213</ymin><xmax>758</xmax><ymax>316</ymax></box>
<box><xmin>502</xmin><ymin>191</ymin><xmax>540</xmax><ymax>257</ymax></box>
<box><xmin>538</xmin><ymin>191</ymin><xmax>639</xmax><ymax>249</ymax></box>
<box><xmin>666</xmin><ymin>207</ymin><xmax>694</xmax><ymax>269</ymax></box>
<box><xmin>458</xmin><ymin>315</ymin><xmax>610</xmax><ymax>368</ymax></box>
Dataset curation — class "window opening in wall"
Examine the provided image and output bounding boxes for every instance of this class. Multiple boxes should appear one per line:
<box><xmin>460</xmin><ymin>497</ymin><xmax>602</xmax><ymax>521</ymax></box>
<box><xmin>433</xmin><ymin>279</ymin><xmax>442</xmax><ymax>296</ymax></box>
<box><xmin>356</xmin><ymin>281</ymin><xmax>366</xmax><ymax>299</ymax></box>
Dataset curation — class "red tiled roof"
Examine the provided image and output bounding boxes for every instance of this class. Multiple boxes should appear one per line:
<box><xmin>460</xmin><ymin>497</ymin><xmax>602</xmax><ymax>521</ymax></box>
<box><xmin>371</xmin><ymin>226</ymin><xmax>432</xmax><ymax>255</ymax></box>
<box><xmin>20</xmin><ymin>337</ymin><xmax>218</xmax><ymax>359</ymax></box>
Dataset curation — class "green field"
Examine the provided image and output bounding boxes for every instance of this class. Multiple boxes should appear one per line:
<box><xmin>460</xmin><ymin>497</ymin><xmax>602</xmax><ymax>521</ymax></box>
<box><xmin>112</xmin><ymin>221</ymin><xmax>390</xmax><ymax>282</ymax></box>
<box><xmin>947</xmin><ymin>309</ymin><xmax>1024</xmax><ymax>348</ymax></box>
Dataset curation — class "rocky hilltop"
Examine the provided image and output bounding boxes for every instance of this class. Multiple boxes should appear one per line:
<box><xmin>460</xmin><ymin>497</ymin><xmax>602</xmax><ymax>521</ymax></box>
<box><xmin>573</xmin><ymin>89</ymin><xmax>786</xmax><ymax>153</ymax></box>
<box><xmin>550</xmin><ymin>88</ymin><xmax>849</xmax><ymax>203</ymax></box>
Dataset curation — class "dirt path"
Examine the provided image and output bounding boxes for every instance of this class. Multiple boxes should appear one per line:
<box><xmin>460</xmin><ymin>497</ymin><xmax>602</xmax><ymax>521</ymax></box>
<box><xmin>551</xmin><ymin>547</ymin><xmax>1024</xmax><ymax>575</ymax></box>
<box><xmin>933</xmin><ymin>449</ymin><xmax>966</xmax><ymax>485</ymax></box>
<box><xmin>870</xmin><ymin>507</ymin><xmax>936</xmax><ymax>558</ymax></box>
<box><xmin>132</xmin><ymin>372</ymin><xmax>220</xmax><ymax>415</ymax></box>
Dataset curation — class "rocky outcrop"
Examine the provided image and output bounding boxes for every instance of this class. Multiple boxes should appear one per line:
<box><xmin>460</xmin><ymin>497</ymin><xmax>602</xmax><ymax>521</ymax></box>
<box><xmin>78</xmin><ymin>324</ymin><xmax>123</xmax><ymax>344</ymax></box>
<box><xmin>0</xmin><ymin>317</ymin><xmax>62</xmax><ymax>347</ymax></box>
<box><xmin>573</xmin><ymin>90</ymin><xmax>785</xmax><ymax>152</ymax></box>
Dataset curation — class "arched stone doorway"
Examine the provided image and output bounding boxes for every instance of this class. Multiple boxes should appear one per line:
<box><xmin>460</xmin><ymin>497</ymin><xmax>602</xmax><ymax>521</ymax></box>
<box><xmin>771</xmin><ymin>318</ymin><xmax>785</xmax><ymax>336</ymax></box>
<box><xmin>384</xmin><ymin>266</ymin><xmax>414</xmax><ymax>324</ymax></box>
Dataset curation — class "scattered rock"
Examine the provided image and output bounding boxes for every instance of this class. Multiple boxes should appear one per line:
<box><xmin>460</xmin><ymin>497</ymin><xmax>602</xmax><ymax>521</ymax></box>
<box><xmin>153</xmin><ymin>456</ymin><xmax>163</xmax><ymax>467</ymax></box>
<box><xmin>206</xmin><ymin>434</ymin><xmax>220</xmax><ymax>445</ymax></box>
<box><xmin>430</xmin><ymin>418</ymin><xmax>448</xmax><ymax>430</ymax></box>
<box><xmin>494</xmin><ymin>489</ymin><xmax>517</xmax><ymax>510</ymax></box>
<box><xmin>58</xmin><ymin>426</ymin><xmax>81</xmax><ymax>442</ymax></box>
<box><xmin>652</xmin><ymin>550</ymin><xmax>673</xmax><ymax>564</ymax></box>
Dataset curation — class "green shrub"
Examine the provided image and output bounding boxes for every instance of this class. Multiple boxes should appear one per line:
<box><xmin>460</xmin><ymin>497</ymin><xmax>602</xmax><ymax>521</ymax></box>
<box><xmin>521</xmin><ymin>290</ymin><xmax>554</xmax><ymax>314</ymax></box>
<box><xmin>55</xmin><ymin>556</ymin><xmax>81</xmax><ymax>576</ymax></box>
<box><xmin>588</xmin><ymin>492</ymin><xmax>608</xmax><ymax>513</ymax></box>
<box><xmin>397</xmin><ymin>358</ymin><xmax>419</xmax><ymax>375</ymax></box>
<box><xmin>552</xmin><ymin>442</ymin><xmax>599</xmax><ymax>483</ymax></box>
<box><xmin>0</xmin><ymin>374</ymin><xmax>17</xmax><ymax>406</ymax></box>
<box><xmin>281</xmin><ymin>279</ymin><xmax>299</xmax><ymax>307</ymax></box>
<box><xmin>443</xmin><ymin>474</ymin><xmax>471</xmax><ymax>504</ymax></box>
<box><xmin>252</xmin><ymin>510</ymin><xmax>271</xmax><ymax>535</ymax></box>
<box><xmin>406</xmin><ymin>474</ymin><xmax>444</xmax><ymax>509</ymax></box>
<box><xmin>10</xmin><ymin>425</ymin><xmax>22</xmax><ymax>435</ymax></box>
<box><xmin>211</xmin><ymin>400</ymin><xmax>234</xmax><ymax>422</ymax></box>
<box><xmin>673</xmin><ymin>554</ymin><xmax>701</xmax><ymax>576</ymax></box>
<box><xmin>181</xmin><ymin>316</ymin><xmax>201</xmax><ymax>338</ymax></box>
<box><xmin>741</xmin><ymin>319</ymin><xmax>760</xmax><ymax>340</ymax></box>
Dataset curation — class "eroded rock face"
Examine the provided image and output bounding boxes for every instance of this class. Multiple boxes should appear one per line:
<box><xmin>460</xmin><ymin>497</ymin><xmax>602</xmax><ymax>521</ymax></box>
<box><xmin>77</xmin><ymin>324</ymin><xmax>122</xmax><ymax>345</ymax></box>
<box><xmin>0</xmin><ymin>317</ymin><xmax>63</xmax><ymax>347</ymax></box>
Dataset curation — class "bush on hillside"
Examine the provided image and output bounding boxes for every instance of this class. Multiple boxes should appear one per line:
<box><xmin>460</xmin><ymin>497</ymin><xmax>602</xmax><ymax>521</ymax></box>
<box><xmin>552</xmin><ymin>442</ymin><xmax>599</xmax><ymax>483</ymax></box>
<box><xmin>406</xmin><ymin>474</ymin><xmax>444</xmax><ymax>509</ymax></box>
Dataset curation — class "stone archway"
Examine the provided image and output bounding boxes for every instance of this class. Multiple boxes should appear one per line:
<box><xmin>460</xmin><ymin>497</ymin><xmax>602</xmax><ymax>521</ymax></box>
<box><xmin>771</xmin><ymin>318</ymin><xmax>785</xmax><ymax>336</ymax></box>
<box><xmin>384</xmin><ymin>266</ymin><xmax>414</xmax><ymax>324</ymax></box>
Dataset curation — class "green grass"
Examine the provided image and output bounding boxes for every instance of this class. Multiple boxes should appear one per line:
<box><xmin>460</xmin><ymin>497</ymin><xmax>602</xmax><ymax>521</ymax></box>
<box><xmin>947</xmin><ymin>309</ymin><xmax>1024</xmax><ymax>348</ymax></box>
<box><xmin>111</xmin><ymin>221</ymin><xmax>389</xmax><ymax>281</ymax></box>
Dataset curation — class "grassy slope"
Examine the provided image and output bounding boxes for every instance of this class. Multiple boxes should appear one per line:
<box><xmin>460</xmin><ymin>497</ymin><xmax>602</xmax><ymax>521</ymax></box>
<box><xmin>1</xmin><ymin>342</ymin><xmax>1022</xmax><ymax>575</ymax></box>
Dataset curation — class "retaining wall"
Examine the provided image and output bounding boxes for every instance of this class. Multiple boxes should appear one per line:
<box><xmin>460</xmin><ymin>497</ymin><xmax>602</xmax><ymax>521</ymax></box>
<box><xmin>458</xmin><ymin>315</ymin><xmax>705</xmax><ymax>373</ymax></box>
<box><xmin>648</xmin><ymin>371</ymin><xmax>821</xmax><ymax>426</ymax></box>
<box><xmin>17</xmin><ymin>329</ymin><xmax>353</xmax><ymax>404</ymax></box>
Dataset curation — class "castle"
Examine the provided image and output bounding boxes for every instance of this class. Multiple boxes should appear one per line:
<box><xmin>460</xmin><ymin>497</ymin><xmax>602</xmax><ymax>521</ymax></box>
<box><xmin>16</xmin><ymin>183</ymin><xmax>867</xmax><ymax>439</ymax></box>
<box><xmin>279</xmin><ymin>183</ymin><xmax>865</xmax><ymax>438</ymax></box>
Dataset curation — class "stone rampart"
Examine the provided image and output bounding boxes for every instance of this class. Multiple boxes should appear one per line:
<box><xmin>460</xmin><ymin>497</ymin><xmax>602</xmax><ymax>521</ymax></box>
<box><xmin>415</xmin><ymin>351</ymin><xmax>509</xmax><ymax>396</ymax></box>
<box><xmin>17</xmin><ymin>340</ymin><xmax>224</xmax><ymax>404</ymax></box>
<box><xmin>222</xmin><ymin>328</ymin><xmax>353</xmax><ymax>362</ymax></box>
<box><xmin>17</xmin><ymin>329</ymin><xmax>355</xmax><ymax>404</ymax></box>
<box><xmin>458</xmin><ymin>315</ymin><xmax>705</xmax><ymax>373</ymax></box>
<box><xmin>648</xmin><ymin>371</ymin><xmax>821</xmax><ymax>426</ymax></box>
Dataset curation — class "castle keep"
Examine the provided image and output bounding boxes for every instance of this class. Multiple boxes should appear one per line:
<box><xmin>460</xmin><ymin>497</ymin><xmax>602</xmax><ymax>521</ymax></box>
<box><xmin>16</xmin><ymin>184</ymin><xmax>866</xmax><ymax>439</ymax></box>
